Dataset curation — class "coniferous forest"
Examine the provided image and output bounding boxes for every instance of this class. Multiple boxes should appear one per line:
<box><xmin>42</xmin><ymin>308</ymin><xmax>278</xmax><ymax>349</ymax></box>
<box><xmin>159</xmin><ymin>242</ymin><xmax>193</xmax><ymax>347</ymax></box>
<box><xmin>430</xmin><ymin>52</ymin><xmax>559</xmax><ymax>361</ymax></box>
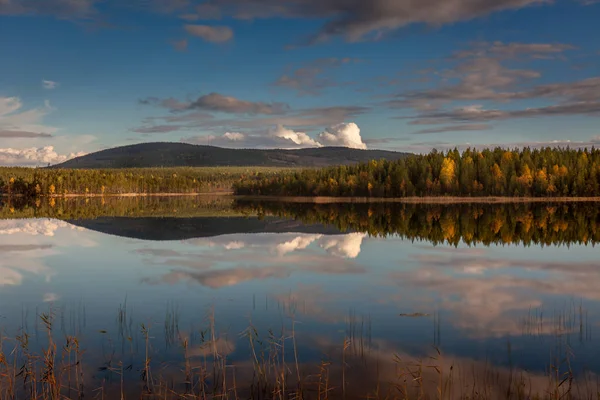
<box><xmin>2</xmin><ymin>148</ymin><xmax>600</xmax><ymax>198</ymax></box>
<box><xmin>234</xmin><ymin>147</ymin><xmax>600</xmax><ymax>197</ymax></box>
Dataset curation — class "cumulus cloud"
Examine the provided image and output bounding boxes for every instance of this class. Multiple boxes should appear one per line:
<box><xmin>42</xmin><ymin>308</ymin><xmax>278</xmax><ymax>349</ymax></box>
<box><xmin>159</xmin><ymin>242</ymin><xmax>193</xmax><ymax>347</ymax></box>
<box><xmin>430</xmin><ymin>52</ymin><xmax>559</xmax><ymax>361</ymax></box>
<box><xmin>186</xmin><ymin>233</ymin><xmax>367</xmax><ymax>259</ymax></box>
<box><xmin>184</xmin><ymin>24</ymin><xmax>234</xmax><ymax>43</ymax></box>
<box><xmin>0</xmin><ymin>146</ymin><xmax>86</xmax><ymax>167</ymax></box>
<box><xmin>318</xmin><ymin>123</ymin><xmax>367</xmax><ymax>149</ymax></box>
<box><xmin>185</xmin><ymin>121</ymin><xmax>369</xmax><ymax>150</ymax></box>
<box><xmin>188</xmin><ymin>125</ymin><xmax>324</xmax><ymax>149</ymax></box>
<box><xmin>42</xmin><ymin>80</ymin><xmax>59</xmax><ymax>89</ymax></box>
<box><xmin>320</xmin><ymin>233</ymin><xmax>367</xmax><ymax>259</ymax></box>
<box><xmin>276</xmin><ymin>234</ymin><xmax>323</xmax><ymax>256</ymax></box>
<box><xmin>224</xmin><ymin>241</ymin><xmax>245</xmax><ymax>250</ymax></box>
<box><xmin>222</xmin><ymin>132</ymin><xmax>245</xmax><ymax>141</ymax></box>
<box><xmin>271</xmin><ymin>125</ymin><xmax>323</xmax><ymax>147</ymax></box>
<box><xmin>0</xmin><ymin>219</ymin><xmax>71</xmax><ymax>237</ymax></box>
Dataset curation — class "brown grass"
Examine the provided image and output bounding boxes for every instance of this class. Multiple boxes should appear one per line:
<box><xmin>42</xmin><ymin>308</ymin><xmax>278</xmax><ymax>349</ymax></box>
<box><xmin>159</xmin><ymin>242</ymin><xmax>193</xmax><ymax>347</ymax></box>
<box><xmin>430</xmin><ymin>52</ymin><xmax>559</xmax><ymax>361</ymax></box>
<box><xmin>1</xmin><ymin>306</ymin><xmax>597</xmax><ymax>399</ymax></box>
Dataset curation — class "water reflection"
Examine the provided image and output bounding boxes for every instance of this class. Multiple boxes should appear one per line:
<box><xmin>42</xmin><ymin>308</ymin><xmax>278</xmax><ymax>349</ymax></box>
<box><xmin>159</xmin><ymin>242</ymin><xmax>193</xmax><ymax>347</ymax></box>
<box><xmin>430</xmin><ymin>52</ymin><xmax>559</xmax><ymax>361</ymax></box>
<box><xmin>234</xmin><ymin>200</ymin><xmax>600</xmax><ymax>246</ymax></box>
<box><xmin>1</xmin><ymin>198</ymin><xmax>600</xmax><ymax>397</ymax></box>
<box><xmin>140</xmin><ymin>233</ymin><xmax>367</xmax><ymax>288</ymax></box>
<box><xmin>0</xmin><ymin>219</ymin><xmax>93</xmax><ymax>287</ymax></box>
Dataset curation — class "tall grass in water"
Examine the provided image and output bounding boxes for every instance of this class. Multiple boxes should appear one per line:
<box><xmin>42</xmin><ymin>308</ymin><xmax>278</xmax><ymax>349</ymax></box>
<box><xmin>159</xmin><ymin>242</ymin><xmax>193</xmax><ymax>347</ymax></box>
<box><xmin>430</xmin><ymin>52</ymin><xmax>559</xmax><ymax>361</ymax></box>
<box><xmin>0</xmin><ymin>305</ymin><xmax>598</xmax><ymax>399</ymax></box>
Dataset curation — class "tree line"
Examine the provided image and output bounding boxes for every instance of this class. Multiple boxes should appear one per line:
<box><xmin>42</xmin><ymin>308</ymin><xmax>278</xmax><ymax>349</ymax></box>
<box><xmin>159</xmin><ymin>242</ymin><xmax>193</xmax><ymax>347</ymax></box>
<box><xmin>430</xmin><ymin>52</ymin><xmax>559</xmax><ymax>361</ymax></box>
<box><xmin>233</xmin><ymin>200</ymin><xmax>600</xmax><ymax>247</ymax></box>
<box><xmin>234</xmin><ymin>147</ymin><xmax>600</xmax><ymax>197</ymax></box>
<box><xmin>0</xmin><ymin>167</ymin><xmax>291</xmax><ymax>197</ymax></box>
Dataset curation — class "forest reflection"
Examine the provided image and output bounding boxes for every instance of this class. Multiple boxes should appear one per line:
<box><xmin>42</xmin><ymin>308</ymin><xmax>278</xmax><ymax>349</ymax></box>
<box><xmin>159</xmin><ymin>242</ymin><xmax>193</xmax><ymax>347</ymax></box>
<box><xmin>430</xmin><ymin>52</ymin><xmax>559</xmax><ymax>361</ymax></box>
<box><xmin>2</xmin><ymin>196</ymin><xmax>599</xmax><ymax>246</ymax></box>
<box><xmin>233</xmin><ymin>200</ymin><xmax>600</xmax><ymax>246</ymax></box>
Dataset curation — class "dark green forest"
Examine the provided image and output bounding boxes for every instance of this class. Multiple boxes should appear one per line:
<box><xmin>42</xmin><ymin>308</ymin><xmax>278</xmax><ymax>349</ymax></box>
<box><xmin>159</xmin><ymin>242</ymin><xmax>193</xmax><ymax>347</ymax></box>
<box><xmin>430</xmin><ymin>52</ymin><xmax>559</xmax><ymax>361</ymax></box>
<box><xmin>234</xmin><ymin>147</ymin><xmax>600</xmax><ymax>197</ymax></box>
<box><xmin>234</xmin><ymin>200</ymin><xmax>600</xmax><ymax>246</ymax></box>
<box><xmin>0</xmin><ymin>167</ymin><xmax>291</xmax><ymax>197</ymax></box>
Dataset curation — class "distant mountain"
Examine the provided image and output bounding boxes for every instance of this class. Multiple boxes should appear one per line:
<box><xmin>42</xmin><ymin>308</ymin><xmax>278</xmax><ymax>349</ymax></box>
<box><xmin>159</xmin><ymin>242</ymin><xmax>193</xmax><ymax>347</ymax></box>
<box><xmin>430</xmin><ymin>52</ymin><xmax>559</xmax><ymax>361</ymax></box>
<box><xmin>53</xmin><ymin>142</ymin><xmax>410</xmax><ymax>169</ymax></box>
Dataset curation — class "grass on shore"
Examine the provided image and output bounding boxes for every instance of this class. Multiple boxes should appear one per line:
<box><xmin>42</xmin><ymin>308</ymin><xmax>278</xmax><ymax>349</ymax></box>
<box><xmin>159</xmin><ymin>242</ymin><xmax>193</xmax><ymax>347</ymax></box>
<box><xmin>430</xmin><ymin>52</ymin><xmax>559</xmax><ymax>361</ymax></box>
<box><xmin>0</xmin><ymin>303</ymin><xmax>597</xmax><ymax>400</ymax></box>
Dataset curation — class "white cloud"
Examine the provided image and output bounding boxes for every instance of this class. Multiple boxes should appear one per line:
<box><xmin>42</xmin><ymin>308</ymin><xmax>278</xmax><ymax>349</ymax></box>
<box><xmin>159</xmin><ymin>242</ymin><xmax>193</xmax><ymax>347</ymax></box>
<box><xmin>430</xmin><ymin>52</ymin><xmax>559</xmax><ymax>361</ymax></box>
<box><xmin>270</xmin><ymin>124</ymin><xmax>323</xmax><ymax>148</ymax></box>
<box><xmin>0</xmin><ymin>219</ymin><xmax>96</xmax><ymax>288</ymax></box>
<box><xmin>318</xmin><ymin>122</ymin><xmax>367</xmax><ymax>149</ymax></box>
<box><xmin>0</xmin><ymin>97</ymin><xmax>96</xmax><ymax>165</ymax></box>
<box><xmin>223</xmin><ymin>132</ymin><xmax>245</xmax><ymax>141</ymax></box>
<box><xmin>320</xmin><ymin>233</ymin><xmax>367</xmax><ymax>259</ymax></box>
<box><xmin>0</xmin><ymin>146</ymin><xmax>86</xmax><ymax>167</ymax></box>
<box><xmin>42</xmin><ymin>80</ymin><xmax>59</xmax><ymax>89</ymax></box>
<box><xmin>185</xmin><ymin>122</ymin><xmax>368</xmax><ymax>150</ymax></box>
<box><xmin>0</xmin><ymin>219</ymin><xmax>70</xmax><ymax>237</ymax></box>
<box><xmin>185</xmin><ymin>232</ymin><xmax>366</xmax><ymax>259</ymax></box>
<box><xmin>224</xmin><ymin>241</ymin><xmax>245</xmax><ymax>250</ymax></box>
<box><xmin>275</xmin><ymin>234</ymin><xmax>323</xmax><ymax>256</ymax></box>
<box><xmin>0</xmin><ymin>97</ymin><xmax>58</xmax><ymax>135</ymax></box>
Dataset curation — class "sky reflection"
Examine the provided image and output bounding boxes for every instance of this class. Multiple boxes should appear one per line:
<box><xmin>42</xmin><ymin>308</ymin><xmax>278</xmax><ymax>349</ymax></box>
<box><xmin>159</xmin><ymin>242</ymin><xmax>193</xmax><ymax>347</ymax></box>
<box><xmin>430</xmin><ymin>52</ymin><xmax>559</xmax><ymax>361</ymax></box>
<box><xmin>0</xmin><ymin>216</ymin><xmax>598</xmax><ymax>377</ymax></box>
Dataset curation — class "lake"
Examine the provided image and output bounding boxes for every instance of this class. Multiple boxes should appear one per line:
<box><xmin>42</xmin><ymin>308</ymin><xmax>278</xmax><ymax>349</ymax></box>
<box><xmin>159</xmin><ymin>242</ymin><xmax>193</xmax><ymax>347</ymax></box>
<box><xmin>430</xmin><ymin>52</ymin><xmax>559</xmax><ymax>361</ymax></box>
<box><xmin>1</xmin><ymin>196</ymin><xmax>599</xmax><ymax>399</ymax></box>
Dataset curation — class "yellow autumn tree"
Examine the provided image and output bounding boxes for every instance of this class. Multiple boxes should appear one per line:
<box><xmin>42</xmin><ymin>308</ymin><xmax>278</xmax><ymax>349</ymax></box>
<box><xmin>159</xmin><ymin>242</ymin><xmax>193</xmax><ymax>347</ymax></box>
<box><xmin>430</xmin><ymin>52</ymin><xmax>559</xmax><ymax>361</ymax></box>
<box><xmin>440</xmin><ymin>158</ymin><xmax>456</xmax><ymax>189</ymax></box>
<box><xmin>491</xmin><ymin>163</ymin><xmax>504</xmax><ymax>192</ymax></box>
<box><xmin>517</xmin><ymin>165</ymin><xmax>533</xmax><ymax>191</ymax></box>
<box><xmin>440</xmin><ymin>215</ymin><xmax>456</xmax><ymax>240</ymax></box>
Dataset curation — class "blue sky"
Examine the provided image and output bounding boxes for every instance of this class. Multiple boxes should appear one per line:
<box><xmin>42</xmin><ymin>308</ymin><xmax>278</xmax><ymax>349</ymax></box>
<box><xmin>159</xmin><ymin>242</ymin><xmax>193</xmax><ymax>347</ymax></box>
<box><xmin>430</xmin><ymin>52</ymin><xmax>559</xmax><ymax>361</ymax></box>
<box><xmin>1</xmin><ymin>0</ymin><xmax>599</xmax><ymax>165</ymax></box>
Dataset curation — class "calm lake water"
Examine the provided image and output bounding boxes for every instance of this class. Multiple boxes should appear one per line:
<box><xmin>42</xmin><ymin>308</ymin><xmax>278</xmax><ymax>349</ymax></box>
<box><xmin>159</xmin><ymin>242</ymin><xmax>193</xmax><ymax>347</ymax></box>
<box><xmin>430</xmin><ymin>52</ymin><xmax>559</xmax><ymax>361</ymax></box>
<box><xmin>1</xmin><ymin>197</ymin><xmax>599</xmax><ymax>397</ymax></box>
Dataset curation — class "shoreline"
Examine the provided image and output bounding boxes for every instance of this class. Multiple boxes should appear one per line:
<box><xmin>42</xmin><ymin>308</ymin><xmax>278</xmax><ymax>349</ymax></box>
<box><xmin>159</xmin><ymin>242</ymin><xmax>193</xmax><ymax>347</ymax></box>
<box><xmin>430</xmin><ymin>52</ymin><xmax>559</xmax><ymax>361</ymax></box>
<box><xmin>234</xmin><ymin>195</ymin><xmax>600</xmax><ymax>204</ymax></box>
<box><xmin>0</xmin><ymin>191</ymin><xmax>234</xmax><ymax>198</ymax></box>
<box><xmin>4</xmin><ymin>192</ymin><xmax>600</xmax><ymax>203</ymax></box>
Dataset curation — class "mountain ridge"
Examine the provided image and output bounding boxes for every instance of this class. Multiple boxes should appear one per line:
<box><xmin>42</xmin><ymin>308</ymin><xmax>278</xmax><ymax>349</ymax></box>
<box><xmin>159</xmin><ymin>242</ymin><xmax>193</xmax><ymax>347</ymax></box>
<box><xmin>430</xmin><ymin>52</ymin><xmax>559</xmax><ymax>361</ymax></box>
<box><xmin>52</xmin><ymin>142</ymin><xmax>411</xmax><ymax>169</ymax></box>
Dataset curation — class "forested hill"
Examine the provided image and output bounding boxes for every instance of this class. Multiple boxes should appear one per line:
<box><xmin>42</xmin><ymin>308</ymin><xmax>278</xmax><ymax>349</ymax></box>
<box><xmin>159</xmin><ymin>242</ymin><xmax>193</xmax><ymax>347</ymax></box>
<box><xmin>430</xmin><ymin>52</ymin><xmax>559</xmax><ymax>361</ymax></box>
<box><xmin>53</xmin><ymin>143</ymin><xmax>410</xmax><ymax>169</ymax></box>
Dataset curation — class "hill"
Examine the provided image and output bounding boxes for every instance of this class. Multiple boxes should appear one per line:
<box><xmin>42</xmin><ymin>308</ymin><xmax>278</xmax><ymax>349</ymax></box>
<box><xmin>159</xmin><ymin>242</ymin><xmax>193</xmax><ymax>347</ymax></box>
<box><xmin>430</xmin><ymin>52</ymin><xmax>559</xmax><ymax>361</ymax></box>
<box><xmin>52</xmin><ymin>142</ymin><xmax>410</xmax><ymax>169</ymax></box>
